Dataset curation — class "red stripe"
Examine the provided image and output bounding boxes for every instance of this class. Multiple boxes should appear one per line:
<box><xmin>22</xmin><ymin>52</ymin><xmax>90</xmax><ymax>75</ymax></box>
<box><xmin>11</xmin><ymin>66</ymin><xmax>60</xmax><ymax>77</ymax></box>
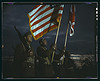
<box><xmin>59</xmin><ymin>7</ymin><xmax>64</xmax><ymax>10</ymax></box>
<box><xmin>30</xmin><ymin>6</ymin><xmax>51</xmax><ymax>23</ymax></box>
<box><xmin>32</xmin><ymin>21</ymin><xmax>50</xmax><ymax>33</ymax></box>
<box><xmin>72</xmin><ymin>5</ymin><xmax>75</xmax><ymax>12</ymax></box>
<box><xmin>70</xmin><ymin>5</ymin><xmax>75</xmax><ymax>22</ymax></box>
<box><xmin>35</xmin><ymin>27</ymin><xmax>49</xmax><ymax>39</ymax></box>
<box><xmin>58</xmin><ymin>14</ymin><xmax>62</xmax><ymax>16</ymax></box>
<box><xmin>49</xmin><ymin>24</ymin><xmax>57</xmax><ymax>31</ymax></box>
<box><xmin>30</xmin><ymin>5</ymin><xmax>45</xmax><ymax>18</ymax></box>
<box><xmin>35</xmin><ymin>24</ymin><xmax>57</xmax><ymax>39</ymax></box>
<box><xmin>70</xmin><ymin>25</ymin><xmax>74</xmax><ymax>34</ymax></box>
<box><xmin>29</xmin><ymin>5</ymin><xmax>40</xmax><ymax>13</ymax></box>
<box><xmin>72</xmin><ymin>25</ymin><xmax>74</xmax><ymax>29</ymax></box>
<box><xmin>70</xmin><ymin>29</ymin><xmax>73</xmax><ymax>33</ymax></box>
<box><xmin>58</xmin><ymin>7</ymin><xmax>64</xmax><ymax>15</ymax></box>
<box><xmin>31</xmin><ymin>12</ymin><xmax>52</xmax><ymax>27</ymax></box>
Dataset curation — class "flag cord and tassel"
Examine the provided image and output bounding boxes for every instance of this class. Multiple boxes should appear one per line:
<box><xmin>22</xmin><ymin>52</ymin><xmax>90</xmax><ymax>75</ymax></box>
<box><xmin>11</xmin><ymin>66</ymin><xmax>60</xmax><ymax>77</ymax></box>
<box><xmin>51</xmin><ymin>16</ymin><xmax>62</xmax><ymax>63</ymax></box>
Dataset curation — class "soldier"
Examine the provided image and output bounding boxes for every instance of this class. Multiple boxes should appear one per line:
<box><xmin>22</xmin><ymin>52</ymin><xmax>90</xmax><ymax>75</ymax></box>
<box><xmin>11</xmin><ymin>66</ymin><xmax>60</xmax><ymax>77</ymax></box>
<box><xmin>14</xmin><ymin>31</ymin><xmax>35</xmax><ymax>78</ymax></box>
<box><xmin>62</xmin><ymin>50</ymin><xmax>76</xmax><ymax>78</ymax></box>
<box><xmin>36</xmin><ymin>38</ymin><xmax>55</xmax><ymax>78</ymax></box>
<box><xmin>53</xmin><ymin>48</ymin><xmax>66</xmax><ymax>77</ymax></box>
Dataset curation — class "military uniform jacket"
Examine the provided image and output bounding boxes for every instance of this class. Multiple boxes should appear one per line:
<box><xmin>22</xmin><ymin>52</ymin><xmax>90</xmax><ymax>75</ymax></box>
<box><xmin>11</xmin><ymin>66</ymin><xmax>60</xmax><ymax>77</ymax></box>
<box><xmin>14</xmin><ymin>43</ymin><xmax>35</xmax><ymax>78</ymax></box>
<box><xmin>36</xmin><ymin>45</ymin><xmax>54</xmax><ymax>77</ymax></box>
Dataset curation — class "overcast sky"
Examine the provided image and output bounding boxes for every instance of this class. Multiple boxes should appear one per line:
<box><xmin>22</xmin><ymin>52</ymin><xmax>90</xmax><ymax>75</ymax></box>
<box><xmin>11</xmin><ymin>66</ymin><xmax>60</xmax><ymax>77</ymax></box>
<box><xmin>2</xmin><ymin>2</ymin><xmax>97</xmax><ymax>56</ymax></box>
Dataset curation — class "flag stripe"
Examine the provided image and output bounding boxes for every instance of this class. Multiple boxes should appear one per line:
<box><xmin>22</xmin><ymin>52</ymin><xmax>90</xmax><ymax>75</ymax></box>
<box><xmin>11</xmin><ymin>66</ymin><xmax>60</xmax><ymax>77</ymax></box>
<box><xmin>28</xmin><ymin>5</ymin><xmax>64</xmax><ymax>40</ymax></box>
<box><xmin>35</xmin><ymin>24</ymin><xmax>56</xmax><ymax>39</ymax></box>
<box><xmin>59</xmin><ymin>7</ymin><xmax>64</xmax><ymax>11</ymax></box>
<box><xmin>60</xmin><ymin>5</ymin><xmax>64</xmax><ymax>8</ymax></box>
<box><xmin>33</xmin><ymin>23</ymin><xmax>50</xmax><ymax>36</ymax></box>
<box><xmin>30</xmin><ymin>6</ymin><xmax>51</xmax><ymax>23</ymax></box>
<box><xmin>70</xmin><ymin>25</ymin><xmax>74</xmax><ymax>36</ymax></box>
<box><xmin>30</xmin><ymin>8</ymin><xmax>54</xmax><ymax>26</ymax></box>
<box><xmin>28</xmin><ymin>5</ymin><xmax>40</xmax><ymax>15</ymax></box>
<box><xmin>58</xmin><ymin>10</ymin><xmax>63</xmax><ymax>14</ymax></box>
<box><xmin>31</xmin><ymin>16</ymin><xmax>51</xmax><ymax>30</ymax></box>
<box><xmin>30</xmin><ymin>5</ymin><xmax>45</xmax><ymax>18</ymax></box>
<box><xmin>31</xmin><ymin>12</ymin><xmax>52</xmax><ymax>27</ymax></box>
<box><xmin>49</xmin><ymin>24</ymin><xmax>57</xmax><ymax>31</ymax></box>
<box><xmin>29</xmin><ymin>5</ymin><xmax>40</xmax><ymax>14</ymax></box>
<box><xmin>32</xmin><ymin>21</ymin><xmax>50</xmax><ymax>33</ymax></box>
<box><xmin>29</xmin><ymin>5</ymin><xmax>42</xmax><ymax>17</ymax></box>
<box><xmin>30</xmin><ymin>5</ymin><xmax>50</xmax><ymax>21</ymax></box>
<box><xmin>35</xmin><ymin>28</ymin><xmax>49</xmax><ymax>39</ymax></box>
<box><xmin>30</xmin><ymin>5</ymin><xmax>46</xmax><ymax>21</ymax></box>
<box><xmin>69</xmin><ymin>5</ymin><xmax>75</xmax><ymax>36</ymax></box>
<box><xmin>33</xmin><ymin>23</ymin><xmax>55</xmax><ymax>37</ymax></box>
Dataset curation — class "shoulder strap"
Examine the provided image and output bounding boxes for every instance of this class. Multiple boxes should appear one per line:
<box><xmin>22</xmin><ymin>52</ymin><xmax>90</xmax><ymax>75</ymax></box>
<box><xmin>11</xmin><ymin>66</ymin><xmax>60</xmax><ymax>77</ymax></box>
<box><xmin>21</xmin><ymin>43</ymin><xmax>26</xmax><ymax>51</ymax></box>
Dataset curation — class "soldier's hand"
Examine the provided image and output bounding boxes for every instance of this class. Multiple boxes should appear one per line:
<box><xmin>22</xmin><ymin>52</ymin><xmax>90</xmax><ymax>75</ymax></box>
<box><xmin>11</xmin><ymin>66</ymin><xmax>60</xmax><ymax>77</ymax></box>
<box><xmin>29</xmin><ymin>51</ymin><xmax>33</xmax><ymax>56</ymax></box>
<box><xmin>28</xmin><ymin>50</ymin><xmax>33</xmax><ymax>56</ymax></box>
<box><xmin>50</xmin><ymin>44</ymin><xmax>56</xmax><ymax>50</ymax></box>
<box><xmin>62</xmin><ymin>47</ymin><xmax>66</xmax><ymax>53</ymax></box>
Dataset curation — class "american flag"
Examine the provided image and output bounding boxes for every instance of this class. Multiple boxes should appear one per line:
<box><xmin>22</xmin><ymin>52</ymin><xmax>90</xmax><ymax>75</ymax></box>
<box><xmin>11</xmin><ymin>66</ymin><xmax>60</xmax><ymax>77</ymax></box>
<box><xmin>69</xmin><ymin>5</ymin><xmax>76</xmax><ymax>36</ymax></box>
<box><xmin>27</xmin><ymin>5</ymin><xmax>64</xmax><ymax>40</ymax></box>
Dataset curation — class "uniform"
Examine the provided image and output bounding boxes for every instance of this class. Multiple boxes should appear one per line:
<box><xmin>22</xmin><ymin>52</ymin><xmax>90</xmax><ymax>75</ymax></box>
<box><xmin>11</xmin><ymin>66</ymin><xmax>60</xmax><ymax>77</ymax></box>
<box><xmin>14</xmin><ymin>43</ymin><xmax>35</xmax><ymax>78</ymax></box>
<box><xmin>36</xmin><ymin>45</ymin><xmax>55</xmax><ymax>78</ymax></box>
<box><xmin>63</xmin><ymin>51</ymin><xmax>76</xmax><ymax>78</ymax></box>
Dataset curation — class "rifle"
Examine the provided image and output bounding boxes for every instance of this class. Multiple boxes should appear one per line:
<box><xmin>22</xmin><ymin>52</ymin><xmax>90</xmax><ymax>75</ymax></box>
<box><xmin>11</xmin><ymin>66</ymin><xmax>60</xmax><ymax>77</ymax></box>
<box><xmin>14</xmin><ymin>26</ymin><xmax>31</xmax><ymax>53</ymax></box>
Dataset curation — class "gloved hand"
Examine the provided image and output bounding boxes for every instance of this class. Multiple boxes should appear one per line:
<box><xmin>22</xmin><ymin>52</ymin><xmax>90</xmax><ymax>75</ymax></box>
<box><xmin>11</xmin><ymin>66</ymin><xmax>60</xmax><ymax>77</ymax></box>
<box><xmin>50</xmin><ymin>44</ymin><xmax>56</xmax><ymax>50</ymax></box>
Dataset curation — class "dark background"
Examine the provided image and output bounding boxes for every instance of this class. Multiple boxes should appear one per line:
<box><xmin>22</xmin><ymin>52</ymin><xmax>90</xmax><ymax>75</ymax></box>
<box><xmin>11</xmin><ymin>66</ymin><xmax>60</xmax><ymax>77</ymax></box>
<box><xmin>2</xmin><ymin>2</ymin><xmax>97</xmax><ymax>56</ymax></box>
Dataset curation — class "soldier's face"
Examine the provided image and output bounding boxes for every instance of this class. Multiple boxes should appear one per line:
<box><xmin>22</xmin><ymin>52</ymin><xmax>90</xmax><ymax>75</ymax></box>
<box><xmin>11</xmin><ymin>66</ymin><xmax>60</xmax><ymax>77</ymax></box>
<box><xmin>27</xmin><ymin>34</ymin><xmax>32</xmax><ymax>43</ymax></box>
<box><xmin>43</xmin><ymin>39</ymin><xmax>47</xmax><ymax>46</ymax></box>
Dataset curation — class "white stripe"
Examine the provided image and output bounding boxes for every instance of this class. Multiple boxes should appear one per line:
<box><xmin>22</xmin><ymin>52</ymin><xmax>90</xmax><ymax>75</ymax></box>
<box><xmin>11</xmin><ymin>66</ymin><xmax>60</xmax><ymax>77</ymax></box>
<box><xmin>28</xmin><ymin>5</ymin><xmax>42</xmax><ymax>16</ymax></box>
<box><xmin>31</xmin><ymin>16</ymin><xmax>51</xmax><ymax>30</ymax></box>
<box><xmin>70</xmin><ymin>25</ymin><xmax>74</xmax><ymax>36</ymax></box>
<box><xmin>30</xmin><ymin>8</ymin><xmax>54</xmax><ymax>26</ymax></box>
<box><xmin>69</xmin><ymin>21</ymin><xmax>71</xmax><ymax>24</ymax></box>
<box><xmin>30</xmin><ymin>5</ymin><xmax>50</xmax><ymax>21</ymax></box>
<box><xmin>69</xmin><ymin>21</ymin><xmax>75</xmax><ymax>25</ymax></box>
<box><xmin>33</xmin><ymin>23</ymin><xmax>50</xmax><ymax>36</ymax></box>
<box><xmin>60</xmin><ymin>5</ymin><xmax>64</xmax><ymax>8</ymax></box>
<box><xmin>58</xmin><ymin>10</ymin><xmax>63</xmax><ymax>14</ymax></box>
<box><xmin>72</xmin><ymin>22</ymin><xmax>75</xmax><ymax>25</ymax></box>
<box><xmin>50</xmin><ymin>23</ymin><xmax>54</xmax><ymax>26</ymax></box>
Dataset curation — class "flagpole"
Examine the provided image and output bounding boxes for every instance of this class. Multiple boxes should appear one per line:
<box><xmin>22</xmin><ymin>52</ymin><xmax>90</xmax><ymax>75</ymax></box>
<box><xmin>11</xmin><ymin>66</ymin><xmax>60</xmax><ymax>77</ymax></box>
<box><xmin>61</xmin><ymin>6</ymin><xmax>70</xmax><ymax>64</ymax></box>
<box><xmin>61</xmin><ymin>23</ymin><xmax>69</xmax><ymax>64</ymax></box>
<box><xmin>63</xmin><ymin>4</ymin><xmax>75</xmax><ymax>49</ymax></box>
<box><xmin>51</xmin><ymin>16</ymin><xmax>62</xmax><ymax>63</ymax></box>
<box><xmin>62</xmin><ymin>4</ymin><xmax>75</xmax><ymax>64</ymax></box>
<box><xmin>64</xmin><ymin>23</ymin><xmax>69</xmax><ymax>49</ymax></box>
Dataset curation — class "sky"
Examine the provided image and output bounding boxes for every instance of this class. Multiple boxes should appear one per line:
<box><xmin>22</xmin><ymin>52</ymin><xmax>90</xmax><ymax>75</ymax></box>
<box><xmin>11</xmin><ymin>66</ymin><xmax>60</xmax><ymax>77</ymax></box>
<box><xmin>2</xmin><ymin>2</ymin><xmax>97</xmax><ymax>56</ymax></box>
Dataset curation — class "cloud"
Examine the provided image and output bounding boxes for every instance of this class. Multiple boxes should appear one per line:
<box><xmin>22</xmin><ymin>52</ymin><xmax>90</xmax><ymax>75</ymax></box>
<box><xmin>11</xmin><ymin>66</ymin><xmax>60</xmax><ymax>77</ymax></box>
<box><xmin>47</xmin><ymin>31</ymin><xmax>65</xmax><ymax>36</ymax></box>
<box><xmin>68</xmin><ymin>39</ymin><xmax>94</xmax><ymax>43</ymax></box>
<box><xmin>44</xmin><ymin>36</ymin><xmax>51</xmax><ymax>39</ymax></box>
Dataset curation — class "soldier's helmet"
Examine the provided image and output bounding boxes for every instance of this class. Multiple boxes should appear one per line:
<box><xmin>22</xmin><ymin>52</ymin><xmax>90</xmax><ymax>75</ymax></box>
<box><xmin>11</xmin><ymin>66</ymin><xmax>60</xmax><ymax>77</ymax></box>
<box><xmin>23</xmin><ymin>31</ymin><xmax>31</xmax><ymax>37</ymax></box>
<box><xmin>39</xmin><ymin>38</ymin><xmax>46</xmax><ymax>45</ymax></box>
